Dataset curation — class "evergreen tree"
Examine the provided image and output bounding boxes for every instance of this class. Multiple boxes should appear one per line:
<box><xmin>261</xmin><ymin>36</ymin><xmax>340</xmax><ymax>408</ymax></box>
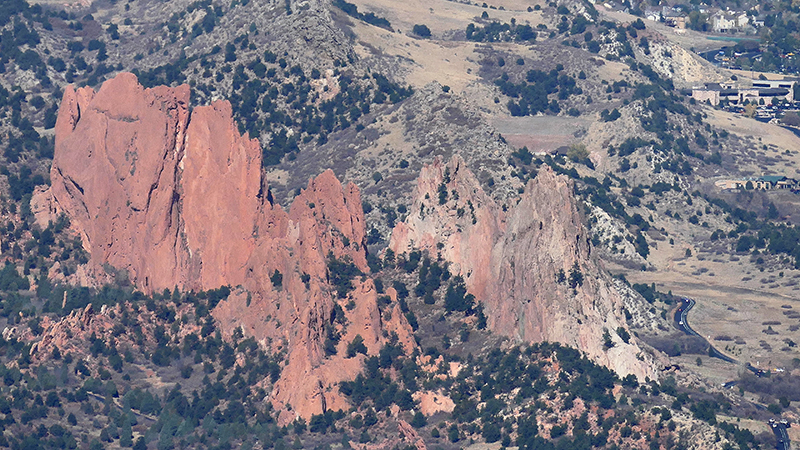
<box><xmin>120</xmin><ymin>414</ymin><xmax>133</xmax><ymax>447</ymax></box>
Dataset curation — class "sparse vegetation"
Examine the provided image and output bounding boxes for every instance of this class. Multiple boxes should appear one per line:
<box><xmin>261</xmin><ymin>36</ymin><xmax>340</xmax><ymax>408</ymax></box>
<box><xmin>0</xmin><ymin>0</ymin><xmax>797</xmax><ymax>447</ymax></box>
<box><xmin>333</xmin><ymin>0</ymin><xmax>392</xmax><ymax>30</ymax></box>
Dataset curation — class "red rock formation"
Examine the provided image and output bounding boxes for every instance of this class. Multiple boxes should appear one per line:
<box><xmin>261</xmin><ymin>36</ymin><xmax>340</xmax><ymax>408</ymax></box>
<box><xmin>390</xmin><ymin>156</ymin><xmax>657</xmax><ymax>379</ymax></box>
<box><xmin>50</xmin><ymin>73</ymin><xmax>193</xmax><ymax>291</ymax></box>
<box><xmin>413</xmin><ymin>389</ymin><xmax>455</xmax><ymax>416</ymax></box>
<box><xmin>181</xmin><ymin>100</ymin><xmax>263</xmax><ymax>290</ymax></box>
<box><xmin>214</xmin><ymin>173</ymin><xmax>415</xmax><ymax>423</ymax></box>
<box><xmin>396</xmin><ymin>420</ymin><xmax>427</xmax><ymax>450</ymax></box>
<box><xmin>28</xmin><ymin>302</ymin><xmax>200</xmax><ymax>366</ymax></box>
<box><xmin>40</xmin><ymin>72</ymin><xmax>416</xmax><ymax>423</ymax></box>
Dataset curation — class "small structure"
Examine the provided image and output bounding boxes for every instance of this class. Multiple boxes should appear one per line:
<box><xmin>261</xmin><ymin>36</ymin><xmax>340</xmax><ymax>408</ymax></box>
<box><xmin>715</xmin><ymin>176</ymin><xmax>798</xmax><ymax>191</ymax></box>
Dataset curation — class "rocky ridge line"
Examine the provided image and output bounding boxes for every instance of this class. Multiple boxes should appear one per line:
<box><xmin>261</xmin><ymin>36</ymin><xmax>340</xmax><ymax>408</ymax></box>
<box><xmin>390</xmin><ymin>156</ymin><xmax>659</xmax><ymax>379</ymax></box>
<box><xmin>33</xmin><ymin>72</ymin><xmax>416</xmax><ymax>424</ymax></box>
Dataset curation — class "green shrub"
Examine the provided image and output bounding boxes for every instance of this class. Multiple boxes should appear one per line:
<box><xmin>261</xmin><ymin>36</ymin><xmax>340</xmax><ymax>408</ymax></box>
<box><xmin>412</xmin><ymin>24</ymin><xmax>431</xmax><ymax>37</ymax></box>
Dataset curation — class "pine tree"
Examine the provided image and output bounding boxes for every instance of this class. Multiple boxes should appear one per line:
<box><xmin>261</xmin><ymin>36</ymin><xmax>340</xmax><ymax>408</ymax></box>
<box><xmin>120</xmin><ymin>414</ymin><xmax>133</xmax><ymax>447</ymax></box>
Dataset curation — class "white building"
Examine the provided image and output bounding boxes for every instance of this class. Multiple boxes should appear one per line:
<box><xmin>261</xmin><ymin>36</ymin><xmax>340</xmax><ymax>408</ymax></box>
<box><xmin>712</xmin><ymin>12</ymin><xmax>737</xmax><ymax>32</ymax></box>
<box><xmin>644</xmin><ymin>9</ymin><xmax>660</xmax><ymax>21</ymax></box>
<box><xmin>712</xmin><ymin>11</ymin><xmax>751</xmax><ymax>32</ymax></box>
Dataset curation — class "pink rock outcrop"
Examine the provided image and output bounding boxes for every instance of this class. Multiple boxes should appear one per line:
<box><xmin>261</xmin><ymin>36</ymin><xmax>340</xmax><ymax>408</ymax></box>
<box><xmin>181</xmin><ymin>100</ymin><xmax>263</xmax><ymax>289</ymax></box>
<box><xmin>390</xmin><ymin>156</ymin><xmax>657</xmax><ymax>379</ymax></box>
<box><xmin>412</xmin><ymin>390</ymin><xmax>456</xmax><ymax>416</ymax></box>
<box><xmin>50</xmin><ymin>73</ymin><xmax>192</xmax><ymax>291</ymax></box>
<box><xmin>40</xmin><ymin>73</ymin><xmax>416</xmax><ymax>423</ymax></box>
<box><xmin>214</xmin><ymin>173</ymin><xmax>415</xmax><ymax>423</ymax></box>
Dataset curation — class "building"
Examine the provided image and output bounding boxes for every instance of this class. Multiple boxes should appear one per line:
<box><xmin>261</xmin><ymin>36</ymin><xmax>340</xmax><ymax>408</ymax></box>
<box><xmin>689</xmin><ymin>80</ymin><xmax>795</xmax><ymax>105</ymax></box>
<box><xmin>644</xmin><ymin>9</ymin><xmax>661</xmax><ymax>21</ymax></box>
<box><xmin>691</xmin><ymin>89</ymin><xmax>720</xmax><ymax>105</ymax></box>
<box><xmin>711</xmin><ymin>11</ymin><xmax>750</xmax><ymax>32</ymax></box>
<box><xmin>712</xmin><ymin>11</ymin><xmax>738</xmax><ymax>33</ymax></box>
<box><xmin>664</xmin><ymin>11</ymin><xmax>686</xmax><ymax>29</ymax></box>
<box><xmin>762</xmin><ymin>175</ymin><xmax>797</xmax><ymax>189</ymax></box>
<box><xmin>753</xmin><ymin>79</ymin><xmax>796</xmax><ymax>90</ymax></box>
<box><xmin>737</xmin><ymin>88</ymin><xmax>760</xmax><ymax>104</ymax></box>
<box><xmin>643</xmin><ymin>6</ymin><xmax>687</xmax><ymax>28</ymax></box>
<box><xmin>715</xmin><ymin>176</ymin><xmax>798</xmax><ymax>191</ymax></box>
<box><xmin>736</xmin><ymin>13</ymin><xmax>750</xmax><ymax>28</ymax></box>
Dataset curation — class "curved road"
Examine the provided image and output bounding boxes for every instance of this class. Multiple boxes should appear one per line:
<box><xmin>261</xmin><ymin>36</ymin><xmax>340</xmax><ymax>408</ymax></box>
<box><xmin>674</xmin><ymin>297</ymin><xmax>790</xmax><ymax>449</ymax></box>
<box><xmin>674</xmin><ymin>298</ymin><xmax>698</xmax><ymax>337</ymax></box>
<box><xmin>673</xmin><ymin>298</ymin><xmax>736</xmax><ymax>363</ymax></box>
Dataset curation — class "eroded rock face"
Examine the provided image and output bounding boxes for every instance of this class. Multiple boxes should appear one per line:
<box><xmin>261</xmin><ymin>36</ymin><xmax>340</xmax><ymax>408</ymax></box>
<box><xmin>214</xmin><ymin>172</ymin><xmax>415</xmax><ymax>423</ymax></box>
<box><xmin>50</xmin><ymin>72</ymin><xmax>192</xmax><ymax>291</ymax></box>
<box><xmin>413</xmin><ymin>390</ymin><xmax>456</xmax><ymax>416</ymax></box>
<box><xmin>390</xmin><ymin>156</ymin><xmax>657</xmax><ymax>379</ymax></box>
<box><xmin>42</xmin><ymin>73</ymin><xmax>415</xmax><ymax>423</ymax></box>
<box><xmin>181</xmin><ymin>100</ymin><xmax>263</xmax><ymax>290</ymax></box>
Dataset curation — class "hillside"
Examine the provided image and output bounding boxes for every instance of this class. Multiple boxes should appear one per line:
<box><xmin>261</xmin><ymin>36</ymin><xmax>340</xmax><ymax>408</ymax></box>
<box><xmin>0</xmin><ymin>0</ymin><xmax>797</xmax><ymax>448</ymax></box>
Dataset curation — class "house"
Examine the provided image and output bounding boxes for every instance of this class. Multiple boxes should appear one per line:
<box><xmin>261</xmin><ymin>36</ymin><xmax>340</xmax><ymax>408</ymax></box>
<box><xmin>644</xmin><ymin>9</ymin><xmax>661</xmax><ymax>21</ymax></box>
<box><xmin>655</xmin><ymin>7</ymin><xmax>685</xmax><ymax>28</ymax></box>
<box><xmin>736</xmin><ymin>13</ymin><xmax>749</xmax><ymax>28</ymax></box>
<box><xmin>712</xmin><ymin>11</ymin><xmax>738</xmax><ymax>33</ymax></box>
<box><xmin>710</xmin><ymin>10</ymin><xmax>753</xmax><ymax>33</ymax></box>
<box><xmin>664</xmin><ymin>11</ymin><xmax>686</xmax><ymax>28</ymax></box>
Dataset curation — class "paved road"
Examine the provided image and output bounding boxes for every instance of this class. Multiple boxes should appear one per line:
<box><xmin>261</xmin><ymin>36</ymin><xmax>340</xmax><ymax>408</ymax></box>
<box><xmin>674</xmin><ymin>298</ymin><xmax>768</xmax><ymax>370</ymax></box>
<box><xmin>674</xmin><ymin>297</ymin><xmax>698</xmax><ymax>336</ymax></box>
<box><xmin>675</xmin><ymin>298</ymin><xmax>790</xmax><ymax>449</ymax></box>
<box><xmin>770</xmin><ymin>419</ymin><xmax>792</xmax><ymax>450</ymax></box>
<box><xmin>674</xmin><ymin>298</ymin><xmax>737</xmax><ymax>363</ymax></box>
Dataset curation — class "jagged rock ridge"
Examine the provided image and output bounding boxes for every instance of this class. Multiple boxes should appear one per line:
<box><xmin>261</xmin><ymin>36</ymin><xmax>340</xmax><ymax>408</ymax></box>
<box><xmin>35</xmin><ymin>72</ymin><xmax>415</xmax><ymax>423</ymax></box>
<box><xmin>390</xmin><ymin>156</ymin><xmax>658</xmax><ymax>379</ymax></box>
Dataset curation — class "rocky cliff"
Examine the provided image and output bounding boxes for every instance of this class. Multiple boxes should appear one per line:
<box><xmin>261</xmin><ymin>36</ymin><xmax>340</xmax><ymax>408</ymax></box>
<box><xmin>390</xmin><ymin>156</ymin><xmax>657</xmax><ymax>379</ymax></box>
<box><xmin>46</xmin><ymin>73</ymin><xmax>194</xmax><ymax>291</ymax></box>
<box><xmin>45</xmin><ymin>74</ymin><xmax>273</xmax><ymax>292</ymax></box>
<box><xmin>36</xmin><ymin>72</ymin><xmax>415</xmax><ymax>423</ymax></box>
